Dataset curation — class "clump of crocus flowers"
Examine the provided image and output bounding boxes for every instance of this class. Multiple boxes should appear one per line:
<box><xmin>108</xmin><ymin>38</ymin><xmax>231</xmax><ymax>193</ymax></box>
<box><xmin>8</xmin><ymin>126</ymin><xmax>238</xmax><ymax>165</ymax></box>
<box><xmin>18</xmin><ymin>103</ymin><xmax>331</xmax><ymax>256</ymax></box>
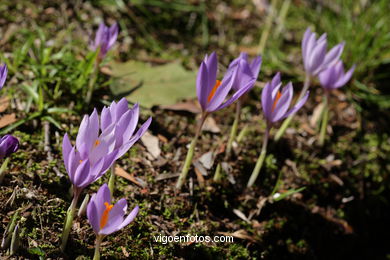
<box><xmin>60</xmin><ymin>98</ymin><xmax>150</xmax><ymax>251</ymax></box>
<box><xmin>87</xmin><ymin>183</ymin><xmax>139</xmax><ymax>260</ymax></box>
<box><xmin>275</xmin><ymin>27</ymin><xmax>346</xmax><ymax>141</ymax></box>
<box><xmin>175</xmin><ymin>52</ymin><xmax>259</xmax><ymax>190</ymax></box>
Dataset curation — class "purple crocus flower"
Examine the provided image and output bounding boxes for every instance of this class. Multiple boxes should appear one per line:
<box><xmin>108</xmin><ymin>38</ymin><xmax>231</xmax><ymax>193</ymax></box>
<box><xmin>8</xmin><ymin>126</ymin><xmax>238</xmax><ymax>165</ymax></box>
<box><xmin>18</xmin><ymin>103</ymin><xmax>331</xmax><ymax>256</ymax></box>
<box><xmin>226</xmin><ymin>52</ymin><xmax>262</xmax><ymax>91</ymax></box>
<box><xmin>62</xmin><ymin>110</ymin><xmax>118</xmax><ymax>189</ymax></box>
<box><xmin>62</xmin><ymin>100</ymin><xmax>151</xmax><ymax>189</ymax></box>
<box><xmin>101</xmin><ymin>98</ymin><xmax>152</xmax><ymax>159</ymax></box>
<box><xmin>91</xmin><ymin>22</ymin><xmax>119</xmax><ymax>59</ymax></box>
<box><xmin>319</xmin><ymin>61</ymin><xmax>355</xmax><ymax>91</ymax></box>
<box><xmin>87</xmin><ymin>183</ymin><xmax>139</xmax><ymax>235</ymax></box>
<box><xmin>302</xmin><ymin>27</ymin><xmax>345</xmax><ymax>76</ymax></box>
<box><xmin>0</xmin><ymin>64</ymin><xmax>7</xmax><ymax>89</ymax></box>
<box><xmin>0</xmin><ymin>135</ymin><xmax>19</xmax><ymax>159</ymax></box>
<box><xmin>196</xmin><ymin>52</ymin><xmax>256</xmax><ymax>113</ymax></box>
<box><xmin>261</xmin><ymin>73</ymin><xmax>309</xmax><ymax>124</ymax></box>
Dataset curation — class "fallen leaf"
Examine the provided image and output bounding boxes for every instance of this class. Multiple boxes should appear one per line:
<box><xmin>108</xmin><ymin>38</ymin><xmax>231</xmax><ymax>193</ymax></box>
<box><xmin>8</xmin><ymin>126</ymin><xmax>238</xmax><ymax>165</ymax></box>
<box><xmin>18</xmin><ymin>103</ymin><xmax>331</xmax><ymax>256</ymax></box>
<box><xmin>115</xmin><ymin>166</ymin><xmax>144</xmax><ymax>187</ymax></box>
<box><xmin>233</xmin><ymin>209</ymin><xmax>250</xmax><ymax>223</ymax></box>
<box><xmin>310</xmin><ymin>103</ymin><xmax>325</xmax><ymax>127</ymax></box>
<box><xmin>202</xmin><ymin>117</ymin><xmax>220</xmax><ymax>133</ymax></box>
<box><xmin>0</xmin><ymin>96</ymin><xmax>10</xmax><ymax>113</ymax></box>
<box><xmin>198</xmin><ymin>151</ymin><xmax>215</xmax><ymax>170</ymax></box>
<box><xmin>194</xmin><ymin>167</ymin><xmax>205</xmax><ymax>188</ymax></box>
<box><xmin>160</xmin><ymin>100</ymin><xmax>201</xmax><ymax>114</ymax></box>
<box><xmin>108</xmin><ymin>61</ymin><xmax>197</xmax><ymax>108</ymax></box>
<box><xmin>155</xmin><ymin>172</ymin><xmax>180</xmax><ymax>181</ymax></box>
<box><xmin>141</xmin><ymin>132</ymin><xmax>161</xmax><ymax>159</ymax></box>
<box><xmin>0</xmin><ymin>114</ymin><xmax>16</xmax><ymax>128</ymax></box>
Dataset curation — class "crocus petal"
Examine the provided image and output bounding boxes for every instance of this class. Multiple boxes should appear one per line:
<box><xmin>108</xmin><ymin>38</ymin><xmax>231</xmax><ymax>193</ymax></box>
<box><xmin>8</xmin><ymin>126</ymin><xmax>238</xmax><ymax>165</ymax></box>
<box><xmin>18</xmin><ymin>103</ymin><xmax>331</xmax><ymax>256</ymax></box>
<box><xmin>303</xmin><ymin>33</ymin><xmax>317</xmax><ymax>69</ymax></box>
<box><xmin>116</xmin><ymin>117</ymin><xmax>152</xmax><ymax>159</ymax></box>
<box><xmin>67</xmin><ymin>147</ymin><xmax>80</xmax><ymax>183</ymax></box>
<box><xmin>93</xmin><ymin>23</ymin><xmax>107</xmax><ymax>50</ymax></box>
<box><xmin>261</xmin><ymin>82</ymin><xmax>272</xmax><ymax>121</ymax></box>
<box><xmin>196</xmin><ymin>61</ymin><xmax>209</xmax><ymax>110</ymax></box>
<box><xmin>99</xmin><ymin>198</ymin><xmax>127</xmax><ymax>235</ymax></box>
<box><xmin>93</xmin><ymin>184</ymin><xmax>111</xmax><ymax>221</ymax></box>
<box><xmin>301</xmin><ymin>28</ymin><xmax>312</xmax><ymax>64</ymax></box>
<box><xmin>318</xmin><ymin>65</ymin><xmax>336</xmax><ymax>90</ymax></box>
<box><xmin>216</xmin><ymin>78</ymin><xmax>255</xmax><ymax>110</ymax></box>
<box><xmin>308</xmin><ymin>40</ymin><xmax>327</xmax><ymax>75</ymax></box>
<box><xmin>101</xmin><ymin>149</ymin><xmax>119</xmax><ymax>174</ymax></box>
<box><xmin>115</xmin><ymin>98</ymin><xmax>130</xmax><ymax>120</ymax></box>
<box><xmin>117</xmin><ymin>103</ymin><xmax>139</xmax><ymax>147</ymax></box>
<box><xmin>271</xmin><ymin>83</ymin><xmax>293</xmax><ymax>122</ymax></box>
<box><xmin>62</xmin><ymin>133</ymin><xmax>72</xmax><ymax>174</ymax></box>
<box><xmin>118</xmin><ymin>205</ymin><xmax>139</xmax><ymax>229</ymax></box>
<box><xmin>0</xmin><ymin>64</ymin><xmax>8</xmax><ymax>88</ymax></box>
<box><xmin>87</xmin><ymin>199</ymin><xmax>100</xmax><ymax>234</ymax></box>
<box><xmin>334</xmin><ymin>64</ymin><xmax>355</xmax><ymax>88</ymax></box>
<box><xmin>249</xmin><ymin>56</ymin><xmax>262</xmax><ymax>80</ymax></box>
<box><xmin>108</xmin><ymin>23</ymin><xmax>119</xmax><ymax>49</ymax></box>
<box><xmin>283</xmin><ymin>90</ymin><xmax>310</xmax><ymax>119</ymax></box>
<box><xmin>206</xmin><ymin>65</ymin><xmax>237</xmax><ymax>112</ymax></box>
<box><xmin>271</xmin><ymin>72</ymin><xmax>281</xmax><ymax>89</ymax></box>
<box><xmin>321</xmin><ymin>42</ymin><xmax>345</xmax><ymax>71</ymax></box>
<box><xmin>101</xmin><ymin>107</ymin><xmax>112</xmax><ymax>131</ymax></box>
<box><xmin>73</xmin><ymin>160</ymin><xmax>91</xmax><ymax>188</ymax></box>
<box><xmin>205</xmin><ymin>52</ymin><xmax>218</xmax><ymax>95</ymax></box>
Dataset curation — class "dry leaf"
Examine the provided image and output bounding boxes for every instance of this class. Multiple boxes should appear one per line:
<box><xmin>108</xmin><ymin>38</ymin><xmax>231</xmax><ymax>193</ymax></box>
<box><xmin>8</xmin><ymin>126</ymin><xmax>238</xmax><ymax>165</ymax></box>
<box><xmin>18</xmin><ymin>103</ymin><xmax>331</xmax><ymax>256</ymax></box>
<box><xmin>194</xmin><ymin>167</ymin><xmax>205</xmax><ymax>188</ymax></box>
<box><xmin>0</xmin><ymin>96</ymin><xmax>10</xmax><ymax>113</ymax></box>
<box><xmin>310</xmin><ymin>103</ymin><xmax>325</xmax><ymax>127</ymax></box>
<box><xmin>115</xmin><ymin>166</ymin><xmax>144</xmax><ymax>187</ymax></box>
<box><xmin>0</xmin><ymin>113</ymin><xmax>16</xmax><ymax>128</ymax></box>
<box><xmin>141</xmin><ymin>132</ymin><xmax>161</xmax><ymax>159</ymax></box>
<box><xmin>160</xmin><ymin>101</ymin><xmax>201</xmax><ymax>114</ymax></box>
<box><xmin>198</xmin><ymin>151</ymin><xmax>215</xmax><ymax>170</ymax></box>
<box><xmin>202</xmin><ymin>117</ymin><xmax>220</xmax><ymax>133</ymax></box>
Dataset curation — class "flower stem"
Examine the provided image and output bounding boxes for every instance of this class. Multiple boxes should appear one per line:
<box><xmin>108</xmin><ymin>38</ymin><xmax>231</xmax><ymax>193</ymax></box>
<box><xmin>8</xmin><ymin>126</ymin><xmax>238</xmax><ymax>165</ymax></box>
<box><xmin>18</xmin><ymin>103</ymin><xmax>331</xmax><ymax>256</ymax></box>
<box><xmin>274</xmin><ymin>74</ymin><xmax>311</xmax><ymax>141</ymax></box>
<box><xmin>85</xmin><ymin>58</ymin><xmax>100</xmax><ymax>105</ymax></box>
<box><xmin>93</xmin><ymin>235</ymin><xmax>103</xmax><ymax>260</ymax></box>
<box><xmin>319</xmin><ymin>92</ymin><xmax>329</xmax><ymax>146</ymax></box>
<box><xmin>213</xmin><ymin>163</ymin><xmax>222</xmax><ymax>182</ymax></box>
<box><xmin>225</xmin><ymin>100</ymin><xmax>241</xmax><ymax>159</ymax></box>
<box><xmin>108</xmin><ymin>163</ymin><xmax>116</xmax><ymax>197</ymax></box>
<box><xmin>247</xmin><ymin>126</ymin><xmax>270</xmax><ymax>187</ymax></box>
<box><xmin>0</xmin><ymin>157</ymin><xmax>10</xmax><ymax>185</ymax></box>
<box><xmin>176</xmin><ymin>113</ymin><xmax>208</xmax><ymax>190</ymax></box>
<box><xmin>60</xmin><ymin>188</ymin><xmax>81</xmax><ymax>252</ymax></box>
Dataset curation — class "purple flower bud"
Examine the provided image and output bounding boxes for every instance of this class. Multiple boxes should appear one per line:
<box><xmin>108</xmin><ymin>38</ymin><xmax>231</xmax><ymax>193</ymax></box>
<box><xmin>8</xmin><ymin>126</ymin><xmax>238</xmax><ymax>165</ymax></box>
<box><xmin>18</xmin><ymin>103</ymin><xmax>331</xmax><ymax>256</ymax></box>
<box><xmin>261</xmin><ymin>73</ymin><xmax>309</xmax><ymax>124</ymax></box>
<box><xmin>91</xmin><ymin>22</ymin><xmax>119</xmax><ymax>59</ymax></box>
<box><xmin>302</xmin><ymin>27</ymin><xmax>345</xmax><ymax>76</ymax></box>
<box><xmin>0</xmin><ymin>135</ymin><xmax>19</xmax><ymax>159</ymax></box>
<box><xmin>87</xmin><ymin>183</ymin><xmax>139</xmax><ymax>235</ymax></box>
<box><xmin>0</xmin><ymin>63</ymin><xmax>8</xmax><ymax>89</ymax></box>
<box><xmin>196</xmin><ymin>52</ymin><xmax>257</xmax><ymax>113</ymax></box>
<box><xmin>319</xmin><ymin>61</ymin><xmax>355</xmax><ymax>91</ymax></box>
<box><xmin>62</xmin><ymin>99</ymin><xmax>151</xmax><ymax>188</ymax></box>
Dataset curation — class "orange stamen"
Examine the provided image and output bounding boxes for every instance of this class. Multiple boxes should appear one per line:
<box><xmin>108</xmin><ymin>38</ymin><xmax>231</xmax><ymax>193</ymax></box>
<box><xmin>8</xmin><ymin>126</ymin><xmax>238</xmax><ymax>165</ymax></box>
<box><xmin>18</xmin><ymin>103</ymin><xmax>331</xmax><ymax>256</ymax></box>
<box><xmin>79</xmin><ymin>159</ymin><xmax>83</xmax><ymax>164</ymax></box>
<box><xmin>207</xmin><ymin>80</ymin><xmax>222</xmax><ymax>103</ymax></box>
<box><xmin>100</xmin><ymin>202</ymin><xmax>114</xmax><ymax>229</ymax></box>
<box><xmin>272</xmin><ymin>91</ymin><xmax>282</xmax><ymax>112</ymax></box>
<box><xmin>93</xmin><ymin>140</ymin><xmax>100</xmax><ymax>148</ymax></box>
